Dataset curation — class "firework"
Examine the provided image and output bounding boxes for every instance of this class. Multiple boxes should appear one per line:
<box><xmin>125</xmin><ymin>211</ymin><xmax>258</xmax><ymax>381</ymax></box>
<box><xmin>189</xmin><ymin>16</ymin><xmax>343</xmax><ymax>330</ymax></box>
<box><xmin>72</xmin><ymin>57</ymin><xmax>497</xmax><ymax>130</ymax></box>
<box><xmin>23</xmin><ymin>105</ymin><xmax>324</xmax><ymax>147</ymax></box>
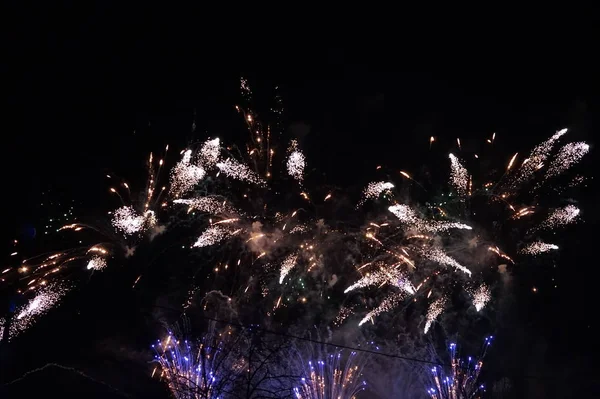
<box><xmin>174</xmin><ymin>197</ymin><xmax>236</xmax><ymax>215</ymax></box>
<box><xmin>169</xmin><ymin>149</ymin><xmax>207</xmax><ymax>198</ymax></box>
<box><xmin>216</xmin><ymin>158</ymin><xmax>265</xmax><ymax>185</ymax></box>
<box><xmin>112</xmin><ymin>206</ymin><xmax>157</xmax><ymax>236</ymax></box>
<box><xmin>448</xmin><ymin>154</ymin><xmax>469</xmax><ymax>197</ymax></box>
<box><xmin>426</xmin><ymin>337</ymin><xmax>493</xmax><ymax>399</ymax></box>
<box><xmin>421</xmin><ymin>249</ymin><xmax>471</xmax><ymax>277</ymax></box>
<box><xmin>192</xmin><ymin>225</ymin><xmax>240</xmax><ymax>248</ymax></box>
<box><xmin>471</xmin><ymin>285</ymin><xmax>490</xmax><ymax>312</ymax></box>
<box><xmin>358</xmin><ymin>181</ymin><xmax>394</xmax><ymax>206</ymax></box>
<box><xmin>293</xmin><ymin>350</ymin><xmax>368</xmax><ymax>399</ymax></box>
<box><xmin>535</xmin><ymin>204</ymin><xmax>580</xmax><ymax>232</ymax></box>
<box><xmin>158</xmin><ymin>77</ymin><xmax>344</xmax><ymax>317</ymax></box>
<box><xmin>152</xmin><ymin>328</ymin><xmax>241</xmax><ymax>399</ymax></box>
<box><xmin>7</xmin><ymin>282</ymin><xmax>70</xmax><ymax>340</ymax></box>
<box><xmin>279</xmin><ymin>253</ymin><xmax>299</xmax><ymax>284</ymax></box>
<box><xmin>345</xmin><ymin>128</ymin><xmax>588</xmax><ymax>329</ymax></box>
<box><xmin>389</xmin><ymin>204</ymin><xmax>472</xmax><ymax>233</ymax></box>
<box><xmin>287</xmin><ymin>139</ymin><xmax>306</xmax><ymax>183</ymax></box>
<box><xmin>86</xmin><ymin>256</ymin><xmax>107</xmax><ymax>271</ymax></box>
<box><xmin>511</xmin><ymin>128</ymin><xmax>567</xmax><ymax>186</ymax></box>
<box><xmin>424</xmin><ymin>298</ymin><xmax>445</xmax><ymax>334</ymax></box>
<box><xmin>519</xmin><ymin>242</ymin><xmax>559</xmax><ymax>256</ymax></box>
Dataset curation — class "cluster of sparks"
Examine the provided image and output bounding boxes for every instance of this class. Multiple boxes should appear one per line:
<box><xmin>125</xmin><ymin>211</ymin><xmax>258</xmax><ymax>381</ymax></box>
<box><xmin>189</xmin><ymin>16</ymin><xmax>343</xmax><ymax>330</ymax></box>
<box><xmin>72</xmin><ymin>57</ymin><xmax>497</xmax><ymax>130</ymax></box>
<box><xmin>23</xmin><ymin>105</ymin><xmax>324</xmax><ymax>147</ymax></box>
<box><xmin>6</xmin><ymin>282</ymin><xmax>70</xmax><ymax>341</ymax></box>
<box><xmin>112</xmin><ymin>206</ymin><xmax>157</xmax><ymax>236</ymax></box>
<box><xmin>358</xmin><ymin>181</ymin><xmax>394</xmax><ymax>206</ymax></box>
<box><xmin>344</xmin><ymin>128</ymin><xmax>588</xmax><ymax>332</ymax></box>
<box><xmin>519</xmin><ymin>241</ymin><xmax>559</xmax><ymax>256</ymax></box>
<box><xmin>427</xmin><ymin>337</ymin><xmax>493</xmax><ymax>399</ymax></box>
<box><xmin>471</xmin><ymin>285</ymin><xmax>490</xmax><ymax>312</ymax></box>
<box><xmin>287</xmin><ymin>140</ymin><xmax>306</xmax><ymax>183</ymax></box>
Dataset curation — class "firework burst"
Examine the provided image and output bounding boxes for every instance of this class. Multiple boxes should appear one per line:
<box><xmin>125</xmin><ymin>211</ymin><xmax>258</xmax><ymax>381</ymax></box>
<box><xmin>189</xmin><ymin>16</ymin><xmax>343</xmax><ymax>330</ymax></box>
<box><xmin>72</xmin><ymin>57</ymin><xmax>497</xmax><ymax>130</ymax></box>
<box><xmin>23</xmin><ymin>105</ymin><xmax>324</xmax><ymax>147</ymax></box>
<box><xmin>165</xmin><ymin>78</ymin><xmax>341</xmax><ymax>317</ymax></box>
<box><xmin>345</xmin><ymin>128</ymin><xmax>589</xmax><ymax>330</ymax></box>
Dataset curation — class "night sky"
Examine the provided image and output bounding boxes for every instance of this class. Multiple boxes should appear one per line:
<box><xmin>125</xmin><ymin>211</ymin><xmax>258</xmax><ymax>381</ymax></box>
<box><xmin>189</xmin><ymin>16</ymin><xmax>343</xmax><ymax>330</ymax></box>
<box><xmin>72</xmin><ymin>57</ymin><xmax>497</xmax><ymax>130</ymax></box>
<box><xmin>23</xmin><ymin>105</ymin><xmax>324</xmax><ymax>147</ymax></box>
<box><xmin>3</xmin><ymin>5</ymin><xmax>600</xmax><ymax>398</ymax></box>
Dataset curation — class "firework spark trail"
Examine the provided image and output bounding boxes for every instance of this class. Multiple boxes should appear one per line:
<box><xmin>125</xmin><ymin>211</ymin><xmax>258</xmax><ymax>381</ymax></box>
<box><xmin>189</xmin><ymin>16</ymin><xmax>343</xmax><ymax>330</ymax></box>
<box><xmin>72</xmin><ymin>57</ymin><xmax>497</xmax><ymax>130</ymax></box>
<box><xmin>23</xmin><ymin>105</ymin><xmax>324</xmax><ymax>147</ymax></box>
<box><xmin>448</xmin><ymin>154</ymin><xmax>469</xmax><ymax>197</ymax></box>
<box><xmin>192</xmin><ymin>225</ymin><xmax>239</xmax><ymax>248</ymax></box>
<box><xmin>287</xmin><ymin>139</ymin><xmax>306</xmax><ymax>183</ymax></box>
<box><xmin>512</xmin><ymin>128</ymin><xmax>568</xmax><ymax>186</ymax></box>
<box><xmin>358</xmin><ymin>182</ymin><xmax>394</xmax><ymax>206</ymax></box>
<box><xmin>472</xmin><ymin>284</ymin><xmax>490</xmax><ymax>312</ymax></box>
<box><xmin>545</xmin><ymin>141</ymin><xmax>590</xmax><ymax>180</ymax></box>
<box><xmin>487</xmin><ymin>246</ymin><xmax>515</xmax><ymax>264</ymax></box>
<box><xmin>216</xmin><ymin>158</ymin><xmax>265</xmax><ymax>185</ymax></box>
<box><xmin>344</xmin><ymin>267</ymin><xmax>410</xmax><ymax>294</ymax></box>
<box><xmin>388</xmin><ymin>204</ymin><xmax>472</xmax><ymax>233</ymax></box>
<box><xmin>8</xmin><ymin>282</ymin><xmax>70</xmax><ymax>340</ymax></box>
<box><xmin>112</xmin><ymin>206</ymin><xmax>156</xmax><ymax>236</ymax></box>
<box><xmin>173</xmin><ymin>197</ymin><xmax>236</xmax><ymax>215</ymax></box>
<box><xmin>358</xmin><ymin>292</ymin><xmax>409</xmax><ymax>327</ymax></box>
<box><xmin>519</xmin><ymin>241</ymin><xmax>559</xmax><ymax>255</ymax></box>
<box><xmin>279</xmin><ymin>253</ymin><xmax>298</xmax><ymax>284</ymax></box>
<box><xmin>535</xmin><ymin>204</ymin><xmax>580</xmax><ymax>232</ymax></box>
<box><xmin>421</xmin><ymin>248</ymin><xmax>472</xmax><ymax>276</ymax></box>
<box><xmin>424</xmin><ymin>298</ymin><xmax>445</xmax><ymax>334</ymax></box>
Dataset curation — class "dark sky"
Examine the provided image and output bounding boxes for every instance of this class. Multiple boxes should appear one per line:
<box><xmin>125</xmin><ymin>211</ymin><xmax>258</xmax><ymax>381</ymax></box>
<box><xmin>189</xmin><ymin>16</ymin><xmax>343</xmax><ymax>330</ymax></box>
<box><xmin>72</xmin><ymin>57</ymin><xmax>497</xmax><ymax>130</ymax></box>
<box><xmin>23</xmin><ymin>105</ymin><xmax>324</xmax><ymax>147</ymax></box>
<box><xmin>3</xmin><ymin>5</ymin><xmax>600</xmax><ymax>397</ymax></box>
